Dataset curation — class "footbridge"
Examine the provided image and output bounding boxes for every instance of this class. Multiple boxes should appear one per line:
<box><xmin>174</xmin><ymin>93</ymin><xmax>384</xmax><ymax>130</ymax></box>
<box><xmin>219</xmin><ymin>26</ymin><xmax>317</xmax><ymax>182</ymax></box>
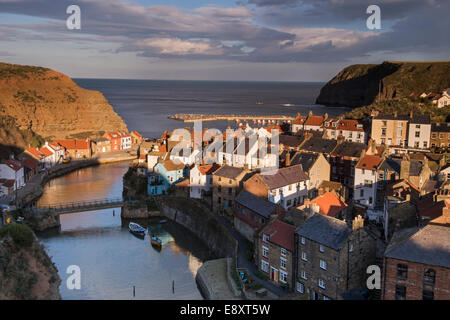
<box><xmin>31</xmin><ymin>198</ymin><xmax>137</xmax><ymax>215</ymax></box>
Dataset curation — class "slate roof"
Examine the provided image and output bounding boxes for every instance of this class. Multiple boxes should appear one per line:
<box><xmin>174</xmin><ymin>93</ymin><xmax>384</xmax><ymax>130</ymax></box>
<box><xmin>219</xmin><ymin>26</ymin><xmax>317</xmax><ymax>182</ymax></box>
<box><xmin>236</xmin><ymin>190</ymin><xmax>278</xmax><ymax>218</ymax></box>
<box><xmin>290</xmin><ymin>152</ymin><xmax>319</xmax><ymax>172</ymax></box>
<box><xmin>213</xmin><ymin>165</ymin><xmax>245</xmax><ymax>179</ymax></box>
<box><xmin>384</xmin><ymin>225</ymin><xmax>450</xmax><ymax>268</ymax></box>
<box><xmin>379</xmin><ymin>158</ymin><xmax>401</xmax><ymax>174</ymax></box>
<box><xmin>299</xmin><ymin>137</ymin><xmax>337</xmax><ymax>154</ymax></box>
<box><xmin>260</xmin><ymin>164</ymin><xmax>309</xmax><ymax>189</ymax></box>
<box><xmin>296</xmin><ymin>214</ymin><xmax>352</xmax><ymax>250</ymax></box>
<box><xmin>279</xmin><ymin>135</ymin><xmax>305</xmax><ymax>148</ymax></box>
<box><xmin>409</xmin><ymin>114</ymin><xmax>431</xmax><ymax>124</ymax></box>
<box><xmin>431</xmin><ymin>123</ymin><xmax>450</xmax><ymax>133</ymax></box>
<box><xmin>373</xmin><ymin>114</ymin><xmax>410</xmax><ymax>121</ymax></box>
<box><xmin>331</xmin><ymin>141</ymin><xmax>366</xmax><ymax>158</ymax></box>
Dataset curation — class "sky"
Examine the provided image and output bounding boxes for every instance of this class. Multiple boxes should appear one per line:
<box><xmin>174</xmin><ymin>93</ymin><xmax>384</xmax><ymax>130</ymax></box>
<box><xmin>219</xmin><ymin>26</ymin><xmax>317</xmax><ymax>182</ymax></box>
<box><xmin>0</xmin><ymin>0</ymin><xmax>448</xmax><ymax>81</ymax></box>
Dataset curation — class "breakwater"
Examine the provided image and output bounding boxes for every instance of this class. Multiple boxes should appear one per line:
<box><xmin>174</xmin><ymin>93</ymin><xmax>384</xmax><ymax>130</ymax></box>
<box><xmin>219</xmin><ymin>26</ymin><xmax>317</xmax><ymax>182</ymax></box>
<box><xmin>169</xmin><ymin>113</ymin><xmax>296</xmax><ymax>123</ymax></box>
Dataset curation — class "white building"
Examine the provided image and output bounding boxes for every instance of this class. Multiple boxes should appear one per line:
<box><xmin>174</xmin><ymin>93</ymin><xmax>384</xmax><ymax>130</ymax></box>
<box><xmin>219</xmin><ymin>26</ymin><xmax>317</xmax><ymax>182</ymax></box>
<box><xmin>119</xmin><ymin>132</ymin><xmax>132</xmax><ymax>150</ymax></box>
<box><xmin>353</xmin><ymin>154</ymin><xmax>382</xmax><ymax>210</ymax></box>
<box><xmin>407</xmin><ymin>114</ymin><xmax>431</xmax><ymax>149</ymax></box>
<box><xmin>0</xmin><ymin>159</ymin><xmax>25</xmax><ymax>190</ymax></box>
<box><xmin>189</xmin><ymin>164</ymin><xmax>219</xmax><ymax>199</ymax></box>
<box><xmin>335</xmin><ymin>119</ymin><xmax>367</xmax><ymax>144</ymax></box>
<box><xmin>436</xmin><ymin>89</ymin><xmax>450</xmax><ymax>109</ymax></box>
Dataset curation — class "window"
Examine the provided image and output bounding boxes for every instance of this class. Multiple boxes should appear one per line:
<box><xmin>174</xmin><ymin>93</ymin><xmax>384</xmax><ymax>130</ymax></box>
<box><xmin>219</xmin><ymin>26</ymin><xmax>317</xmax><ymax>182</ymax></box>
<box><xmin>262</xmin><ymin>246</ymin><xmax>269</xmax><ymax>258</ymax></box>
<box><xmin>279</xmin><ymin>270</ymin><xmax>288</xmax><ymax>283</ymax></box>
<box><xmin>396</xmin><ymin>264</ymin><xmax>408</xmax><ymax>279</ymax></box>
<box><xmin>263</xmin><ymin>234</ymin><xmax>270</xmax><ymax>242</ymax></box>
<box><xmin>261</xmin><ymin>260</ymin><xmax>269</xmax><ymax>272</ymax></box>
<box><xmin>281</xmin><ymin>248</ymin><xmax>287</xmax><ymax>256</ymax></box>
<box><xmin>423</xmin><ymin>141</ymin><xmax>428</xmax><ymax>148</ymax></box>
<box><xmin>423</xmin><ymin>290</ymin><xmax>434</xmax><ymax>300</ymax></box>
<box><xmin>301</xmin><ymin>252</ymin><xmax>307</xmax><ymax>261</ymax></box>
<box><xmin>296</xmin><ymin>282</ymin><xmax>304</xmax><ymax>293</ymax></box>
<box><xmin>349</xmin><ymin>243</ymin><xmax>354</xmax><ymax>252</ymax></box>
<box><xmin>301</xmin><ymin>237</ymin><xmax>306</xmax><ymax>245</ymax></box>
<box><xmin>381</xmin><ymin>128</ymin><xmax>386</xmax><ymax>136</ymax></box>
<box><xmin>415</xmin><ymin>131</ymin><xmax>420</xmax><ymax>138</ymax></box>
<box><xmin>242</xmin><ymin>208</ymin><xmax>246</xmax><ymax>216</ymax></box>
<box><xmin>382</xmin><ymin>121</ymin><xmax>387</xmax><ymax>127</ymax></box>
<box><xmin>280</xmin><ymin>257</ymin><xmax>287</xmax><ymax>269</ymax></box>
<box><xmin>301</xmin><ymin>270</ymin><xmax>307</xmax><ymax>280</ymax></box>
<box><xmin>415</xmin><ymin>124</ymin><xmax>420</xmax><ymax>129</ymax></box>
<box><xmin>424</xmin><ymin>269</ymin><xmax>436</xmax><ymax>286</ymax></box>
<box><xmin>320</xmin><ymin>260</ymin><xmax>327</xmax><ymax>270</ymax></box>
<box><xmin>360</xmin><ymin>189</ymin><xmax>364</xmax><ymax>197</ymax></box>
<box><xmin>318</xmin><ymin>279</ymin><xmax>326</xmax><ymax>289</ymax></box>
<box><xmin>395</xmin><ymin>285</ymin><xmax>406</xmax><ymax>300</ymax></box>
<box><xmin>319</xmin><ymin>245</ymin><xmax>324</xmax><ymax>253</ymax></box>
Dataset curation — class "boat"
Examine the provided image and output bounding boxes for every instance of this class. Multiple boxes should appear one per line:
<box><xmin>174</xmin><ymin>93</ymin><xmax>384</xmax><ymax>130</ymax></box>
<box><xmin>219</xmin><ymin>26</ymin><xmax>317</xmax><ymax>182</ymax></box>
<box><xmin>159</xmin><ymin>219</ymin><xmax>168</xmax><ymax>224</ymax></box>
<box><xmin>282</xmin><ymin>103</ymin><xmax>294</xmax><ymax>107</ymax></box>
<box><xmin>129</xmin><ymin>222</ymin><xmax>146</xmax><ymax>236</ymax></box>
<box><xmin>62</xmin><ymin>157</ymin><xmax>70</xmax><ymax>164</ymax></box>
<box><xmin>150</xmin><ymin>235</ymin><xmax>162</xmax><ymax>247</ymax></box>
<box><xmin>256</xmin><ymin>101</ymin><xmax>263</xmax><ymax>105</ymax></box>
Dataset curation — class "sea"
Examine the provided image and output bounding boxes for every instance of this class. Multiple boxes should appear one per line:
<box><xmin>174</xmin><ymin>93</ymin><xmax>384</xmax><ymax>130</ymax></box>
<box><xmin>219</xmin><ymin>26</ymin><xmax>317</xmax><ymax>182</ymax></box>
<box><xmin>73</xmin><ymin>79</ymin><xmax>351</xmax><ymax>139</ymax></box>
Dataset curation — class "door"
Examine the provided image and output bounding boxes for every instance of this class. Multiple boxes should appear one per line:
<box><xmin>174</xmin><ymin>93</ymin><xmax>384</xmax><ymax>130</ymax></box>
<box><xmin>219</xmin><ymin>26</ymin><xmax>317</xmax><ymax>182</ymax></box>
<box><xmin>270</xmin><ymin>267</ymin><xmax>278</xmax><ymax>282</ymax></box>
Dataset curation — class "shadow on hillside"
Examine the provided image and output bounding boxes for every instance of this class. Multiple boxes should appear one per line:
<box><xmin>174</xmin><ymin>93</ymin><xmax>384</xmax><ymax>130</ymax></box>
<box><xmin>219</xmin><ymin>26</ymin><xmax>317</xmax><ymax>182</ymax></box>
<box><xmin>316</xmin><ymin>62</ymin><xmax>400</xmax><ymax>107</ymax></box>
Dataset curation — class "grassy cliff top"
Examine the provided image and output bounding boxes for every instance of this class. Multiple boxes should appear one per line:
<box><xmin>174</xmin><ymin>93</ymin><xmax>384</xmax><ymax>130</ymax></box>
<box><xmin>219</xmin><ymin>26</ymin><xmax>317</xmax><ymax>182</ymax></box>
<box><xmin>0</xmin><ymin>62</ymin><xmax>50</xmax><ymax>80</ymax></box>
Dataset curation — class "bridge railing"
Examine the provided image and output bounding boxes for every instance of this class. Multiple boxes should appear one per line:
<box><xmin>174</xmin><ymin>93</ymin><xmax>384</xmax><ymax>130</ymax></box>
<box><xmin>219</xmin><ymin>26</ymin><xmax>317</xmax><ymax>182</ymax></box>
<box><xmin>30</xmin><ymin>197</ymin><xmax>141</xmax><ymax>213</ymax></box>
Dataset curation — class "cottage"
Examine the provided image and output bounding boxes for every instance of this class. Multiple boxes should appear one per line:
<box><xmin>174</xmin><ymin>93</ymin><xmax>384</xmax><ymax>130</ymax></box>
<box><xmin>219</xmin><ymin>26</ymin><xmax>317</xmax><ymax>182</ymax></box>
<box><xmin>147</xmin><ymin>160</ymin><xmax>186</xmax><ymax>195</ymax></box>
<box><xmin>0</xmin><ymin>159</ymin><xmax>25</xmax><ymax>190</ymax></box>
<box><xmin>91</xmin><ymin>137</ymin><xmax>111</xmax><ymax>154</ymax></box>
<box><xmin>407</xmin><ymin>114</ymin><xmax>431</xmax><ymax>150</ymax></box>
<box><xmin>304</xmin><ymin>114</ymin><xmax>326</xmax><ymax>132</ymax></box>
<box><xmin>298</xmin><ymin>137</ymin><xmax>337</xmax><ymax>156</ymax></box>
<box><xmin>212</xmin><ymin>165</ymin><xmax>248</xmax><ymax>214</ymax></box>
<box><xmin>430</xmin><ymin>123</ymin><xmax>450</xmax><ymax>150</ymax></box>
<box><xmin>436</xmin><ymin>89</ymin><xmax>450</xmax><ymax>109</ymax></box>
<box><xmin>53</xmin><ymin>139</ymin><xmax>91</xmax><ymax>159</ymax></box>
<box><xmin>189</xmin><ymin>164</ymin><xmax>220</xmax><ymax>199</ymax></box>
<box><xmin>256</xmin><ymin>218</ymin><xmax>296</xmax><ymax>288</ymax></box>
<box><xmin>233</xmin><ymin>190</ymin><xmax>282</xmax><ymax>242</ymax></box>
<box><xmin>371</xmin><ymin>113</ymin><xmax>410</xmax><ymax>147</ymax></box>
<box><xmin>290</xmin><ymin>152</ymin><xmax>330</xmax><ymax>195</ymax></box>
<box><xmin>304</xmin><ymin>191</ymin><xmax>348</xmax><ymax>220</ymax></box>
<box><xmin>295</xmin><ymin>215</ymin><xmax>376</xmax><ymax>300</ymax></box>
<box><xmin>291</xmin><ymin>113</ymin><xmax>307</xmax><ymax>133</ymax></box>
<box><xmin>354</xmin><ymin>153</ymin><xmax>382</xmax><ymax>211</ymax></box>
<box><xmin>243</xmin><ymin>164</ymin><xmax>309</xmax><ymax>210</ymax></box>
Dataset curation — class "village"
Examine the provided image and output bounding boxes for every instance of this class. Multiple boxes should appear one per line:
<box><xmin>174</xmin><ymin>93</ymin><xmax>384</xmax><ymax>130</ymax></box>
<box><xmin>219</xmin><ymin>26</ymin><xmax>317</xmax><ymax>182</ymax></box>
<box><xmin>1</xmin><ymin>92</ymin><xmax>449</xmax><ymax>300</ymax></box>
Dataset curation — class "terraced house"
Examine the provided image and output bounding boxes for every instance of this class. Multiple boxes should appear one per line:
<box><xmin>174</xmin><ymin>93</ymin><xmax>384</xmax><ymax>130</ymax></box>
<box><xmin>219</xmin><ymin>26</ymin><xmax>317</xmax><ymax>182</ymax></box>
<box><xmin>243</xmin><ymin>164</ymin><xmax>309</xmax><ymax>210</ymax></box>
<box><xmin>256</xmin><ymin>219</ymin><xmax>297</xmax><ymax>289</ymax></box>
<box><xmin>371</xmin><ymin>113</ymin><xmax>409</xmax><ymax>147</ymax></box>
<box><xmin>294</xmin><ymin>215</ymin><xmax>376</xmax><ymax>300</ymax></box>
<box><xmin>212</xmin><ymin>165</ymin><xmax>248</xmax><ymax>214</ymax></box>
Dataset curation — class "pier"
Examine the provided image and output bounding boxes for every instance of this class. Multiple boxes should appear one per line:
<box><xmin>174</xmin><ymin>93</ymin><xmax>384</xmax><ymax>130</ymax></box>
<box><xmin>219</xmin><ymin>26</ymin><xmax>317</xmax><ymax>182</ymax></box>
<box><xmin>169</xmin><ymin>114</ymin><xmax>296</xmax><ymax>123</ymax></box>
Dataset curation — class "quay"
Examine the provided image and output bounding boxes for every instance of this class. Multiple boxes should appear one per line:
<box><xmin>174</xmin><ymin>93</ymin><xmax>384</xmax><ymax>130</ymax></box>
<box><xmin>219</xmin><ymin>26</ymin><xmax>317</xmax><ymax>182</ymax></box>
<box><xmin>169</xmin><ymin>114</ymin><xmax>296</xmax><ymax>123</ymax></box>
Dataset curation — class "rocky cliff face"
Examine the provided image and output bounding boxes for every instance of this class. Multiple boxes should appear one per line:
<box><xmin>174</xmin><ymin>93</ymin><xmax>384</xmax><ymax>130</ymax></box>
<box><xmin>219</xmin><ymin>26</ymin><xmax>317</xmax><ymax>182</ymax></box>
<box><xmin>0</xmin><ymin>62</ymin><xmax>127</xmax><ymax>141</ymax></box>
<box><xmin>316</xmin><ymin>61</ymin><xmax>450</xmax><ymax>107</ymax></box>
<box><xmin>0</xmin><ymin>224</ymin><xmax>61</xmax><ymax>300</ymax></box>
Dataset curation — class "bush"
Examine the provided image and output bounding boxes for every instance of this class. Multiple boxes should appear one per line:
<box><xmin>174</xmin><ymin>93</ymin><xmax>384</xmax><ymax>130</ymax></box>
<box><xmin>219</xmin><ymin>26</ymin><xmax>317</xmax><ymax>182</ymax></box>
<box><xmin>0</xmin><ymin>223</ymin><xmax>35</xmax><ymax>248</ymax></box>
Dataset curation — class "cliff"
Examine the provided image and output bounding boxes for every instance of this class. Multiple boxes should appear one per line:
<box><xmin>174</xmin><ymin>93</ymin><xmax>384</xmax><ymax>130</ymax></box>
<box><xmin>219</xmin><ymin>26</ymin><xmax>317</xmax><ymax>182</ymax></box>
<box><xmin>316</xmin><ymin>61</ymin><xmax>450</xmax><ymax>107</ymax></box>
<box><xmin>0</xmin><ymin>62</ymin><xmax>127</xmax><ymax>143</ymax></box>
<box><xmin>0</xmin><ymin>224</ymin><xmax>61</xmax><ymax>300</ymax></box>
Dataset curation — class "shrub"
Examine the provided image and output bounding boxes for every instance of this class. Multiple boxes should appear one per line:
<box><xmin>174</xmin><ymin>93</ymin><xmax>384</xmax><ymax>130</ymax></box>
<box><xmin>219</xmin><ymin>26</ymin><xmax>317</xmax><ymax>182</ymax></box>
<box><xmin>0</xmin><ymin>223</ymin><xmax>35</xmax><ymax>248</ymax></box>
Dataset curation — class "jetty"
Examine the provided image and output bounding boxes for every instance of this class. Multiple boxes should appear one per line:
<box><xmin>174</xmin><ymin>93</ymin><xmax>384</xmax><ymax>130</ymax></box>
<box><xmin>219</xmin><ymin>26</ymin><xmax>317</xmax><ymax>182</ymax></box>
<box><xmin>169</xmin><ymin>114</ymin><xmax>296</xmax><ymax>123</ymax></box>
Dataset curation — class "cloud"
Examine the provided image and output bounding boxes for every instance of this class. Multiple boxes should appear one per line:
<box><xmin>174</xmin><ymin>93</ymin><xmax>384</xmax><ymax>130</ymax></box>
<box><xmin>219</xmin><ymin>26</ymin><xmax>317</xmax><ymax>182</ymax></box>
<box><xmin>0</xmin><ymin>0</ymin><xmax>448</xmax><ymax>65</ymax></box>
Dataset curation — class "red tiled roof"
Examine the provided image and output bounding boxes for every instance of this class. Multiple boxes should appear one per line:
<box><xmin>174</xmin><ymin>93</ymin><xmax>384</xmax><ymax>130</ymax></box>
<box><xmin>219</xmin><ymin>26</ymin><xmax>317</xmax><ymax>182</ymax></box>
<box><xmin>198</xmin><ymin>164</ymin><xmax>220</xmax><ymax>175</ymax></box>
<box><xmin>263</xmin><ymin>219</ymin><xmax>296</xmax><ymax>252</ymax></box>
<box><xmin>356</xmin><ymin>155</ymin><xmax>382</xmax><ymax>170</ymax></box>
<box><xmin>310</xmin><ymin>192</ymin><xmax>347</xmax><ymax>217</ymax></box>
<box><xmin>293</xmin><ymin>116</ymin><xmax>307</xmax><ymax>125</ymax></box>
<box><xmin>305</xmin><ymin>115</ymin><xmax>324</xmax><ymax>126</ymax></box>
<box><xmin>159</xmin><ymin>145</ymin><xmax>167</xmax><ymax>152</ymax></box>
<box><xmin>0</xmin><ymin>179</ymin><xmax>15</xmax><ymax>188</ymax></box>
<box><xmin>22</xmin><ymin>158</ymin><xmax>38</xmax><ymax>170</ymax></box>
<box><xmin>131</xmin><ymin>131</ymin><xmax>142</xmax><ymax>138</ymax></box>
<box><xmin>26</xmin><ymin>147</ymin><xmax>44</xmax><ymax>160</ymax></box>
<box><xmin>337</xmin><ymin>119</ymin><xmax>365</xmax><ymax>132</ymax></box>
<box><xmin>53</xmin><ymin>139</ymin><xmax>90</xmax><ymax>150</ymax></box>
<box><xmin>322</xmin><ymin>118</ymin><xmax>339</xmax><ymax>129</ymax></box>
<box><xmin>39</xmin><ymin>146</ymin><xmax>54</xmax><ymax>157</ymax></box>
<box><xmin>5</xmin><ymin>159</ymin><xmax>23</xmax><ymax>171</ymax></box>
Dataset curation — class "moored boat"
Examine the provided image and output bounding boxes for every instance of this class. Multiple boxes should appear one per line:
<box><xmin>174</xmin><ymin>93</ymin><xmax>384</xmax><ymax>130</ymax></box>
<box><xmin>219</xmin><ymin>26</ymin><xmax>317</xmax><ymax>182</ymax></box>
<box><xmin>150</xmin><ymin>235</ymin><xmax>162</xmax><ymax>247</ymax></box>
<box><xmin>129</xmin><ymin>222</ymin><xmax>146</xmax><ymax>235</ymax></box>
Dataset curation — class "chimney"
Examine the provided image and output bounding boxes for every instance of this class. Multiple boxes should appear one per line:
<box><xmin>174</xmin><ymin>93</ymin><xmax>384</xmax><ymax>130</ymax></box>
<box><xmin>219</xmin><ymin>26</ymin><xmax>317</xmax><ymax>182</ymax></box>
<box><xmin>286</xmin><ymin>152</ymin><xmax>291</xmax><ymax>167</ymax></box>
<box><xmin>400</xmin><ymin>156</ymin><xmax>410</xmax><ymax>180</ymax></box>
<box><xmin>309</xmin><ymin>110</ymin><xmax>313</xmax><ymax>117</ymax></box>
<box><xmin>352</xmin><ymin>215</ymin><xmax>364</xmax><ymax>231</ymax></box>
<box><xmin>324</xmin><ymin>113</ymin><xmax>328</xmax><ymax>120</ymax></box>
<box><xmin>394</xmin><ymin>111</ymin><xmax>398</xmax><ymax>118</ymax></box>
<box><xmin>410</xmin><ymin>110</ymin><xmax>414</xmax><ymax>119</ymax></box>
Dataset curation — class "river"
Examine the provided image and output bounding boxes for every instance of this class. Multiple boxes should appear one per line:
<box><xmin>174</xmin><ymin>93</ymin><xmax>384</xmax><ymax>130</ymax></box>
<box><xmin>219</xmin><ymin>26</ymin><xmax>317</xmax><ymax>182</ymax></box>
<box><xmin>37</xmin><ymin>162</ymin><xmax>211</xmax><ymax>300</ymax></box>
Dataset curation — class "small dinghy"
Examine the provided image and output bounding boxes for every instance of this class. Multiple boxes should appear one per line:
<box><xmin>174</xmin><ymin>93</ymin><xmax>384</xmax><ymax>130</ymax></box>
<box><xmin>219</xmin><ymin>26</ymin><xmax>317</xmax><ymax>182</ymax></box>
<box><xmin>150</xmin><ymin>234</ymin><xmax>162</xmax><ymax>247</ymax></box>
<box><xmin>129</xmin><ymin>222</ymin><xmax>146</xmax><ymax>236</ymax></box>
<box><xmin>159</xmin><ymin>219</ymin><xmax>168</xmax><ymax>224</ymax></box>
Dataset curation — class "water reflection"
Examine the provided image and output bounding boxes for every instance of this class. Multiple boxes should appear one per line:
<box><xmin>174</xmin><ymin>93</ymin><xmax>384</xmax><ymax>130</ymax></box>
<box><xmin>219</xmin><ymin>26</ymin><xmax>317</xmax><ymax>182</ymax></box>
<box><xmin>38</xmin><ymin>163</ymin><xmax>209</xmax><ymax>300</ymax></box>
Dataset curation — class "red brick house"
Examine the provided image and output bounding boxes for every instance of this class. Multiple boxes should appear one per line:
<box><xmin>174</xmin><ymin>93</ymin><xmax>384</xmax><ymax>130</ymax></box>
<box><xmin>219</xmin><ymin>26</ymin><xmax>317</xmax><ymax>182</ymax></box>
<box><xmin>256</xmin><ymin>218</ymin><xmax>296</xmax><ymax>289</ymax></box>
<box><xmin>103</xmin><ymin>132</ymin><xmax>122</xmax><ymax>151</ymax></box>
<box><xmin>233</xmin><ymin>190</ymin><xmax>283</xmax><ymax>242</ymax></box>
<box><xmin>382</xmin><ymin>220</ymin><xmax>450</xmax><ymax>300</ymax></box>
